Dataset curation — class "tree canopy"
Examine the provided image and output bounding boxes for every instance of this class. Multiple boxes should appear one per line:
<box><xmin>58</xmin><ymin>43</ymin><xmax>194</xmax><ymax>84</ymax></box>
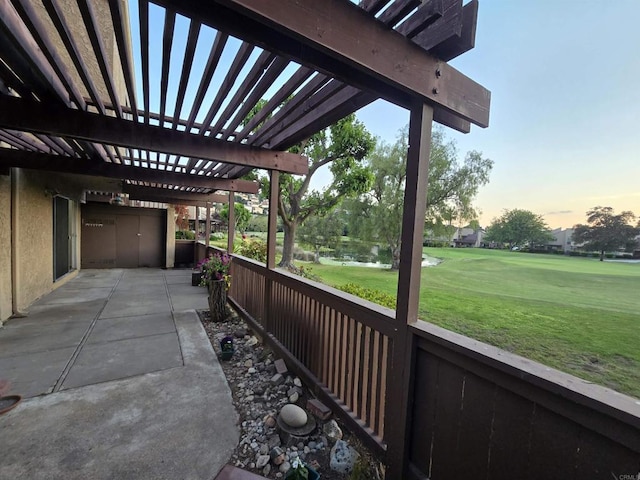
<box><xmin>274</xmin><ymin>114</ymin><xmax>375</xmax><ymax>268</ymax></box>
<box><xmin>221</xmin><ymin>203</ymin><xmax>251</xmax><ymax>233</ymax></box>
<box><xmin>572</xmin><ymin>206</ymin><xmax>639</xmax><ymax>261</ymax></box>
<box><xmin>484</xmin><ymin>209</ymin><xmax>554</xmax><ymax>248</ymax></box>
<box><xmin>299</xmin><ymin>213</ymin><xmax>344</xmax><ymax>263</ymax></box>
<box><xmin>347</xmin><ymin>126</ymin><xmax>492</xmax><ymax>269</ymax></box>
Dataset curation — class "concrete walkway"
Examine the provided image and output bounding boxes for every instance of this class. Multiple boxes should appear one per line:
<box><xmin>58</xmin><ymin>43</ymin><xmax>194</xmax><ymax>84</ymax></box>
<box><xmin>0</xmin><ymin>269</ymin><xmax>239</xmax><ymax>480</ymax></box>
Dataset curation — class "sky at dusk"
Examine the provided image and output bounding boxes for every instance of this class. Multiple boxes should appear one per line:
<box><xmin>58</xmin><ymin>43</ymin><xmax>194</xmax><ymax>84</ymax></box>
<box><xmin>354</xmin><ymin>0</ymin><xmax>640</xmax><ymax>229</ymax></box>
<box><xmin>131</xmin><ymin>0</ymin><xmax>640</xmax><ymax>230</ymax></box>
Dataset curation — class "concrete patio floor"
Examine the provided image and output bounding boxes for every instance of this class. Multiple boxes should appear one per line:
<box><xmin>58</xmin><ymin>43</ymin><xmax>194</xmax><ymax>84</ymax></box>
<box><xmin>0</xmin><ymin>269</ymin><xmax>239</xmax><ymax>480</ymax></box>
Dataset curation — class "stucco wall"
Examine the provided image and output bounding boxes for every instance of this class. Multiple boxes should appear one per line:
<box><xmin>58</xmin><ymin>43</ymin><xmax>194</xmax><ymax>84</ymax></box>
<box><xmin>14</xmin><ymin>170</ymin><xmax>55</xmax><ymax>311</ymax></box>
<box><xmin>0</xmin><ymin>174</ymin><xmax>12</xmax><ymax>323</ymax></box>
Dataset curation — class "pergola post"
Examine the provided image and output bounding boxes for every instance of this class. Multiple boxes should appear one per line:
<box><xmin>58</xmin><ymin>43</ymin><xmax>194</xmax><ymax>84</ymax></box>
<box><xmin>264</xmin><ymin>170</ymin><xmax>279</xmax><ymax>332</ymax></box>
<box><xmin>386</xmin><ymin>102</ymin><xmax>433</xmax><ymax>479</ymax></box>
<box><xmin>205</xmin><ymin>202</ymin><xmax>211</xmax><ymax>247</ymax></box>
<box><xmin>227</xmin><ymin>192</ymin><xmax>235</xmax><ymax>253</ymax></box>
<box><xmin>194</xmin><ymin>205</ymin><xmax>200</xmax><ymax>264</ymax></box>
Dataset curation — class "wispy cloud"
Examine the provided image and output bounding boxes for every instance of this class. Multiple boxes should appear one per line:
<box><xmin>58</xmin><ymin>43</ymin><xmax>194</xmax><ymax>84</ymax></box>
<box><xmin>544</xmin><ymin>210</ymin><xmax>573</xmax><ymax>215</ymax></box>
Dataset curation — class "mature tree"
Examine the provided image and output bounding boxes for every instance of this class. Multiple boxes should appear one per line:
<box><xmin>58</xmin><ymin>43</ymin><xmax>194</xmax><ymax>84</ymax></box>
<box><xmin>350</xmin><ymin>126</ymin><xmax>492</xmax><ymax>269</ymax></box>
<box><xmin>299</xmin><ymin>213</ymin><xmax>344</xmax><ymax>263</ymax></box>
<box><xmin>484</xmin><ymin>209</ymin><xmax>554</xmax><ymax>248</ymax></box>
<box><xmin>572</xmin><ymin>206</ymin><xmax>639</xmax><ymax>261</ymax></box>
<box><xmin>221</xmin><ymin>203</ymin><xmax>251</xmax><ymax>233</ymax></box>
<box><xmin>274</xmin><ymin>114</ymin><xmax>374</xmax><ymax>268</ymax></box>
<box><xmin>172</xmin><ymin>204</ymin><xmax>190</xmax><ymax>231</ymax></box>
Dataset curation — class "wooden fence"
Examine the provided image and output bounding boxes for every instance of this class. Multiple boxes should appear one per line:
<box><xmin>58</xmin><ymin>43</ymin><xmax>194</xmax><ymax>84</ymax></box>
<box><xmin>211</xmin><ymin>247</ymin><xmax>640</xmax><ymax>478</ymax></box>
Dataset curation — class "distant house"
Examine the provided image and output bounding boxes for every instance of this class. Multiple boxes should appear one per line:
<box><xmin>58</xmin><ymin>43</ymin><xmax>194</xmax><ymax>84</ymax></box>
<box><xmin>453</xmin><ymin>227</ymin><xmax>486</xmax><ymax>248</ymax></box>
<box><xmin>547</xmin><ymin>228</ymin><xmax>575</xmax><ymax>252</ymax></box>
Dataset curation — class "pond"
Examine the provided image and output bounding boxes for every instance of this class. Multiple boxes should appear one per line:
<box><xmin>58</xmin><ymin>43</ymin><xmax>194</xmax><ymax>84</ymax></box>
<box><xmin>318</xmin><ymin>255</ymin><xmax>442</xmax><ymax>268</ymax></box>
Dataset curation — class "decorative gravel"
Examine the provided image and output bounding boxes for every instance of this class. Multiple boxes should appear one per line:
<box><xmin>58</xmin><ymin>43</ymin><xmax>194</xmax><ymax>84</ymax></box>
<box><xmin>198</xmin><ymin>307</ymin><xmax>383</xmax><ymax>480</ymax></box>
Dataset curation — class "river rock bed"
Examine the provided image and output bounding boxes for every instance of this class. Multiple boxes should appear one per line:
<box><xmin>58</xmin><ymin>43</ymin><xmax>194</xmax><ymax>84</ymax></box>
<box><xmin>199</xmin><ymin>308</ymin><xmax>382</xmax><ymax>480</ymax></box>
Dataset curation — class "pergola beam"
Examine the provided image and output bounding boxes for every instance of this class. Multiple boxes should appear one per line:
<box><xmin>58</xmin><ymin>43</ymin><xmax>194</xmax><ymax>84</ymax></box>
<box><xmin>0</xmin><ymin>96</ymin><xmax>308</xmax><ymax>175</ymax></box>
<box><xmin>0</xmin><ymin>148</ymin><xmax>259</xmax><ymax>193</ymax></box>
<box><xmin>160</xmin><ymin>0</ymin><xmax>489</xmax><ymax>127</ymax></box>
<box><xmin>122</xmin><ymin>184</ymin><xmax>229</xmax><ymax>204</ymax></box>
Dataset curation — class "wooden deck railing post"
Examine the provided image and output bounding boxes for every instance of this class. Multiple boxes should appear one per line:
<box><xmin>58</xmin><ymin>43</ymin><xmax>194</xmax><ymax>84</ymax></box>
<box><xmin>386</xmin><ymin>102</ymin><xmax>433</xmax><ymax>478</ymax></box>
<box><xmin>227</xmin><ymin>192</ymin><xmax>235</xmax><ymax>253</ymax></box>
<box><xmin>264</xmin><ymin>170</ymin><xmax>279</xmax><ymax>330</ymax></box>
<box><xmin>205</xmin><ymin>202</ymin><xmax>211</xmax><ymax>247</ymax></box>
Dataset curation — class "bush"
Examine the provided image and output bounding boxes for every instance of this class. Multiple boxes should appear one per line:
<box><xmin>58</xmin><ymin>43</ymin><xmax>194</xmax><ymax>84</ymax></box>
<box><xmin>337</xmin><ymin>283</ymin><xmax>396</xmax><ymax>310</ymax></box>
<box><xmin>175</xmin><ymin>230</ymin><xmax>195</xmax><ymax>240</ymax></box>
<box><xmin>236</xmin><ymin>238</ymin><xmax>267</xmax><ymax>263</ymax></box>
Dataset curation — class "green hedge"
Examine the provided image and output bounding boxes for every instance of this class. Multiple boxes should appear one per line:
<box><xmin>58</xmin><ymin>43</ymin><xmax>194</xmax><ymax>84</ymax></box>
<box><xmin>336</xmin><ymin>283</ymin><xmax>396</xmax><ymax>310</ymax></box>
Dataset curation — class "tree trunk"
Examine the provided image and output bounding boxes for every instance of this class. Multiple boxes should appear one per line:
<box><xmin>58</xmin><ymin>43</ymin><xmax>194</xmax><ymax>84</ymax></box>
<box><xmin>600</xmin><ymin>250</ymin><xmax>605</xmax><ymax>261</ymax></box>
<box><xmin>313</xmin><ymin>247</ymin><xmax>320</xmax><ymax>264</ymax></box>
<box><xmin>208</xmin><ymin>279</ymin><xmax>227</xmax><ymax>322</ymax></box>
<box><xmin>279</xmin><ymin>222</ymin><xmax>297</xmax><ymax>268</ymax></box>
<box><xmin>391</xmin><ymin>246</ymin><xmax>401</xmax><ymax>270</ymax></box>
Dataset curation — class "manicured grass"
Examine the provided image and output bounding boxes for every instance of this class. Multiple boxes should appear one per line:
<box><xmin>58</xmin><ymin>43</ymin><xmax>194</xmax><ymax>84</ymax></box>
<box><xmin>304</xmin><ymin>248</ymin><xmax>640</xmax><ymax>398</ymax></box>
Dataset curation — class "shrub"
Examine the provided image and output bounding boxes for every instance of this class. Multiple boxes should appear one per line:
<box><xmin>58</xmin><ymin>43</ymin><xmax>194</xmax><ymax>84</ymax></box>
<box><xmin>337</xmin><ymin>283</ymin><xmax>396</xmax><ymax>310</ymax></box>
<box><xmin>175</xmin><ymin>230</ymin><xmax>195</xmax><ymax>240</ymax></box>
<box><xmin>236</xmin><ymin>238</ymin><xmax>267</xmax><ymax>263</ymax></box>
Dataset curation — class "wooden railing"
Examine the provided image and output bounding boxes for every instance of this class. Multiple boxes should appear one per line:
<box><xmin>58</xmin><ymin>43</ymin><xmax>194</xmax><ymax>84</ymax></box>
<box><xmin>213</xmin><ymin>248</ymin><xmax>640</xmax><ymax>477</ymax></box>
<box><xmin>229</xmin><ymin>254</ymin><xmax>397</xmax><ymax>452</ymax></box>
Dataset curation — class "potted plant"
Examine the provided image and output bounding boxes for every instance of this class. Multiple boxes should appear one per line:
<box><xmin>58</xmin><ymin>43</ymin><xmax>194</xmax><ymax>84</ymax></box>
<box><xmin>219</xmin><ymin>336</ymin><xmax>234</xmax><ymax>361</ymax></box>
<box><xmin>200</xmin><ymin>252</ymin><xmax>232</xmax><ymax>322</ymax></box>
<box><xmin>285</xmin><ymin>458</ymin><xmax>320</xmax><ymax>480</ymax></box>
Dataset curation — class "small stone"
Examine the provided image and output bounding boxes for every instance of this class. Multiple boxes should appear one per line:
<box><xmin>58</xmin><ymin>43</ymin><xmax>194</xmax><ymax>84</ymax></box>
<box><xmin>323</xmin><ymin>419</ymin><xmax>343</xmax><ymax>442</ymax></box>
<box><xmin>270</xmin><ymin>373</ymin><xmax>284</xmax><ymax>386</ymax></box>
<box><xmin>248</xmin><ymin>367</ymin><xmax>257</xmax><ymax>374</ymax></box>
<box><xmin>288</xmin><ymin>392</ymin><xmax>299</xmax><ymax>403</ymax></box>
<box><xmin>245</xmin><ymin>395</ymin><xmax>254</xmax><ymax>402</ymax></box>
<box><xmin>330</xmin><ymin>439</ymin><xmax>359</xmax><ymax>474</ymax></box>
<box><xmin>307</xmin><ymin>398</ymin><xmax>332</xmax><ymax>420</ymax></box>
<box><xmin>270</xmin><ymin>446</ymin><xmax>285</xmax><ymax>465</ymax></box>
<box><xmin>262</xmin><ymin>464</ymin><xmax>271</xmax><ymax>476</ymax></box>
<box><xmin>293</xmin><ymin>377</ymin><xmax>302</xmax><ymax>388</ymax></box>
<box><xmin>256</xmin><ymin>454</ymin><xmax>270</xmax><ymax>468</ymax></box>
<box><xmin>234</xmin><ymin>329</ymin><xmax>247</xmax><ymax>338</ymax></box>
<box><xmin>264</xmin><ymin>414</ymin><xmax>277</xmax><ymax>428</ymax></box>
<box><xmin>244</xmin><ymin>359</ymin><xmax>254</xmax><ymax>368</ymax></box>
<box><xmin>287</xmin><ymin>386</ymin><xmax>302</xmax><ymax>397</ymax></box>
<box><xmin>297</xmin><ymin>442</ymin><xmax>304</xmax><ymax>450</ymax></box>
<box><xmin>259</xmin><ymin>444</ymin><xmax>269</xmax><ymax>455</ymax></box>
<box><xmin>279</xmin><ymin>404</ymin><xmax>307</xmax><ymax>428</ymax></box>
<box><xmin>304</xmin><ymin>446</ymin><xmax>310</xmax><ymax>454</ymax></box>
<box><xmin>246</xmin><ymin>336</ymin><xmax>259</xmax><ymax>347</ymax></box>
<box><xmin>274</xmin><ymin>358</ymin><xmax>288</xmax><ymax>375</ymax></box>
<box><xmin>279</xmin><ymin>461</ymin><xmax>291</xmax><ymax>474</ymax></box>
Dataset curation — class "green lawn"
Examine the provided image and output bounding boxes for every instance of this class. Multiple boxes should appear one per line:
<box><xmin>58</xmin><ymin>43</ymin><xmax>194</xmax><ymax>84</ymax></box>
<box><xmin>304</xmin><ymin>248</ymin><xmax>640</xmax><ymax>398</ymax></box>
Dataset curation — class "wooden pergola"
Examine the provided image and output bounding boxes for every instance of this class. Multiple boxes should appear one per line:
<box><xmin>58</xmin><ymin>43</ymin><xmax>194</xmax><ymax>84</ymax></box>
<box><xmin>0</xmin><ymin>0</ymin><xmax>490</xmax><ymax>476</ymax></box>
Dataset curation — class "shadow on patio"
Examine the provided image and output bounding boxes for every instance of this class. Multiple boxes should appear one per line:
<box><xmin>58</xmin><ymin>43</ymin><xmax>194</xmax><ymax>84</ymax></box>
<box><xmin>0</xmin><ymin>269</ymin><xmax>238</xmax><ymax>480</ymax></box>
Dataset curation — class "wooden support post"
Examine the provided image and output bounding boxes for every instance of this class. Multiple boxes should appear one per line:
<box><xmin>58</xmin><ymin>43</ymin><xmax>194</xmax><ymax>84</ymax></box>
<box><xmin>227</xmin><ymin>192</ymin><xmax>235</xmax><ymax>253</ymax></box>
<box><xmin>264</xmin><ymin>170</ymin><xmax>279</xmax><ymax>332</ymax></box>
<box><xmin>194</xmin><ymin>205</ymin><xmax>200</xmax><ymax>264</ymax></box>
<box><xmin>386</xmin><ymin>102</ymin><xmax>433</xmax><ymax>479</ymax></box>
<box><xmin>205</xmin><ymin>202</ymin><xmax>211</xmax><ymax>247</ymax></box>
<box><xmin>266</xmin><ymin>170</ymin><xmax>279</xmax><ymax>269</ymax></box>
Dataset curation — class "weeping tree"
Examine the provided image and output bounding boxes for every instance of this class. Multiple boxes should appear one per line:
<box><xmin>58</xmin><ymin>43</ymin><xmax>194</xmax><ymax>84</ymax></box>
<box><xmin>274</xmin><ymin>114</ymin><xmax>374</xmax><ymax>268</ymax></box>
<box><xmin>299</xmin><ymin>212</ymin><xmax>344</xmax><ymax>263</ymax></box>
<box><xmin>350</xmin><ymin>126</ymin><xmax>492</xmax><ymax>269</ymax></box>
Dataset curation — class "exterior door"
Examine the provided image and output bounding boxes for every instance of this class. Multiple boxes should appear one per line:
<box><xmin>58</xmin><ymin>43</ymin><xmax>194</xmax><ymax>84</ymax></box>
<box><xmin>81</xmin><ymin>204</ymin><xmax>165</xmax><ymax>268</ymax></box>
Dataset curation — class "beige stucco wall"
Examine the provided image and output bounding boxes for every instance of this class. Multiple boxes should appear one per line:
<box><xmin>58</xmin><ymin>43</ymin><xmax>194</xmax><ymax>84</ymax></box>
<box><xmin>0</xmin><ymin>174</ymin><xmax>12</xmax><ymax>323</ymax></box>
